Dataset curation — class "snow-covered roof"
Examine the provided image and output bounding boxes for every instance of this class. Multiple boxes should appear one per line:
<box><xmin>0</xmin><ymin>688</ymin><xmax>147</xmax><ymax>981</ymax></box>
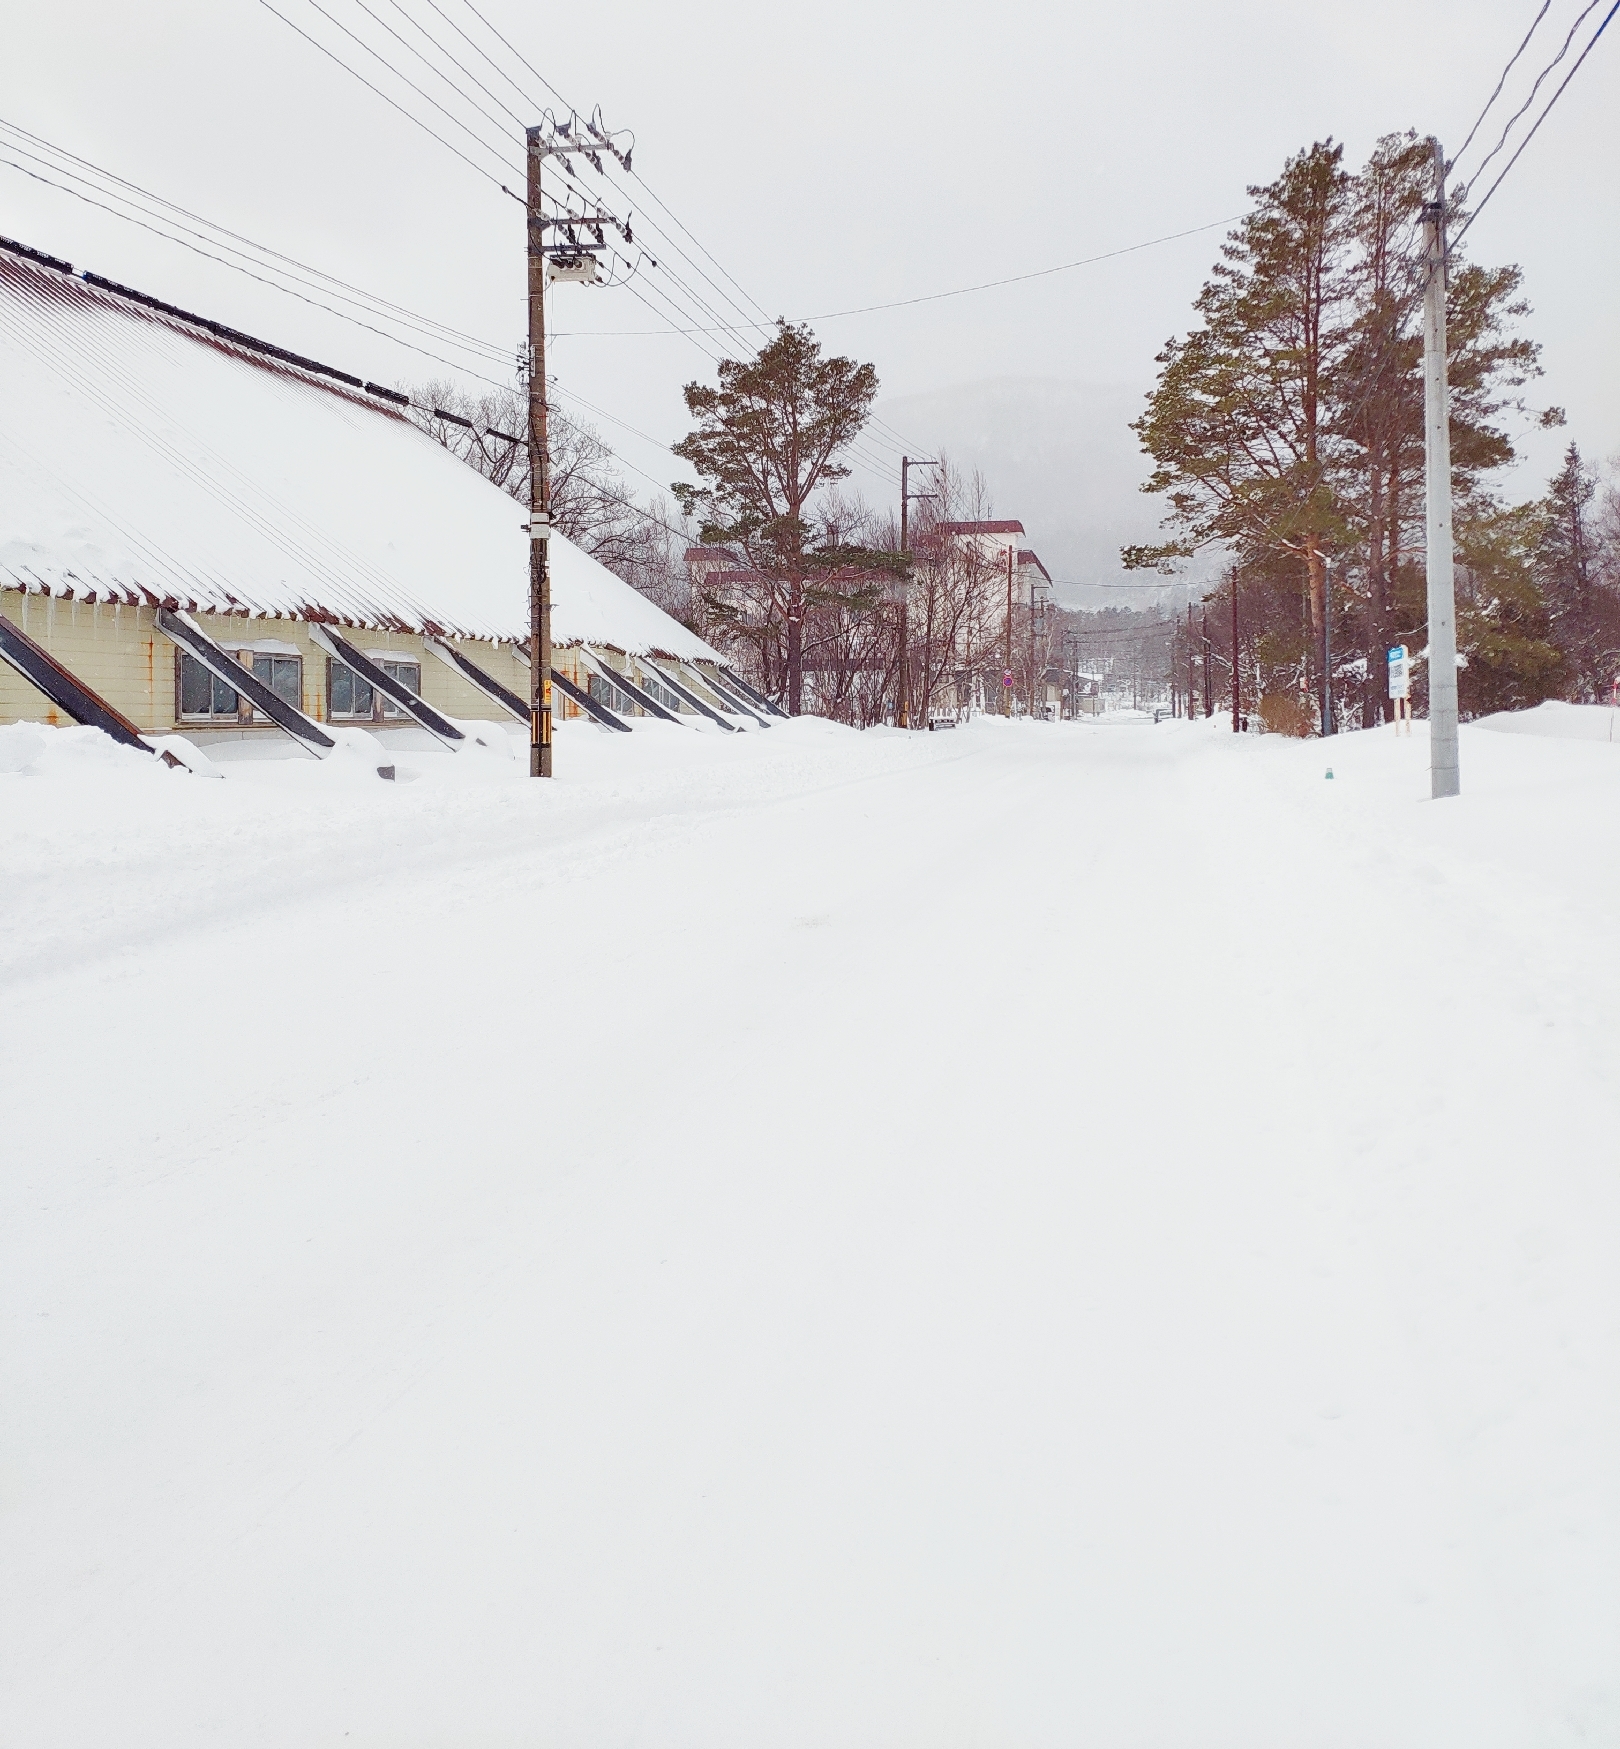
<box><xmin>0</xmin><ymin>240</ymin><xmax>720</xmax><ymax>662</ymax></box>
<box><xmin>937</xmin><ymin>520</ymin><xmax>1025</xmax><ymax>537</ymax></box>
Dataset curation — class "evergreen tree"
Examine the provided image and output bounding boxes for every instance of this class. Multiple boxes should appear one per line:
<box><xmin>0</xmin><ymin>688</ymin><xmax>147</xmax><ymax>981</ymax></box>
<box><xmin>1535</xmin><ymin>444</ymin><xmax>1620</xmax><ymax>701</ymax></box>
<box><xmin>672</xmin><ymin>322</ymin><xmax>877</xmax><ymax>715</ymax></box>
<box><xmin>1128</xmin><ymin>132</ymin><xmax>1548</xmax><ymax>733</ymax></box>
<box><xmin>1126</xmin><ymin>139</ymin><xmax>1356</xmax><ymax>691</ymax></box>
<box><xmin>1454</xmin><ymin>500</ymin><xmax>1564</xmax><ymax>716</ymax></box>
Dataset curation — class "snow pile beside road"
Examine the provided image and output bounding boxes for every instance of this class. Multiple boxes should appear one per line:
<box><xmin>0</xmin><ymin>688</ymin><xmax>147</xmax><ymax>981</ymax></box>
<box><xmin>0</xmin><ymin>719</ymin><xmax>157</xmax><ymax>777</ymax></box>
<box><xmin>1480</xmin><ymin>699</ymin><xmax>1620</xmax><ymax>742</ymax></box>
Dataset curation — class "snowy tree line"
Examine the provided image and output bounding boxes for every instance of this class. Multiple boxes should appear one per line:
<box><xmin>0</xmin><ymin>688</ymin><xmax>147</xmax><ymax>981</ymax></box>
<box><xmin>408</xmin><ymin>341</ymin><xmax>1058</xmax><ymax>725</ymax></box>
<box><xmin>1128</xmin><ymin>133</ymin><xmax>1620</xmax><ymax>729</ymax></box>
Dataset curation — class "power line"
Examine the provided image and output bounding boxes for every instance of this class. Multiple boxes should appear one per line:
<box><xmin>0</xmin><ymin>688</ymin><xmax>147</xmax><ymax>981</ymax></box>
<box><xmin>335</xmin><ymin>0</ymin><xmax>524</xmax><ymax>143</ymax></box>
<box><xmin>269</xmin><ymin>0</ymin><xmax>1155</xmax><ymax>493</ymax></box>
<box><xmin>376</xmin><ymin>0</ymin><xmax>529</xmax><ymax>128</ymax></box>
<box><xmin>0</xmin><ymin>153</ymin><xmax>524</xmax><ymax>386</ymax></box>
<box><xmin>254</xmin><ymin>0</ymin><xmax>514</xmax><ymax>188</ymax></box>
<box><xmin>0</xmin><ymin>120</ymin><xmax>509</xmax><ymax>357</ymax></box>
<box><xmin>271</xmin><ymin>0</ymin><xmax>923</xmax><ymax>481</ymax></box>
<box><xmin>452</xmin><ymin>0</ymin><xmax>571</xmax><ymax>110</ymax></box>
<box><xmin>0</xmin><ymin>214</ymin><xmax>688</xmax><ymax>537</ymax></box>
<box><xmin>1452</xmin><ymin>0</ymin><xmax>1552</xmax><ymax>167</ymax></box>
<box><xmin>1457</xmin><ymin>0</ymin><xmax>1606</xmax><ymax>186</ymax></box>
<box><xmin>554</xmin><ymin>215</ymin><xmax>1244</xmax><ymax>339</ymax></box>
<box><xmin>0</xmin><ymin>156</ymin><xmax>739</xmax><ymax>514</ymax></box>
<box><xmin>290</xmin><ymin>0</ymin><xmax>521</xmax><ymax>172</ymax></box>
<box><xmin>1455</xmin><ymin>0</ymin><xmax>1619</xmax><ymax>240</ymax></box>
<box><xmin>437</xmin><ymin>0</ymin><xmax>913</xmax><ymax>476</ymax></box>
<box><xmin>0</xmin><ymin>135</ymin><xmax>658</xmax><ymax>422</ymax></box>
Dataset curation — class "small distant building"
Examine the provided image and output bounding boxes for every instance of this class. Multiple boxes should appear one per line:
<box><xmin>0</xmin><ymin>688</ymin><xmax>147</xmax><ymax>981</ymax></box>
<box><xmin>934</xmin><ymin>522</ymin><xmax>1051</xmax><ymax>609</ymax></box>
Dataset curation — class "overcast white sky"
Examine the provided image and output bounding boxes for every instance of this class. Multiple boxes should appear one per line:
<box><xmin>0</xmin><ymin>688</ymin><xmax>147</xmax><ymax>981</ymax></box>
<box><xmin>5</xmin><ymin>0</ymin><xmax>1616</xmax><ymax>588</ymax></box>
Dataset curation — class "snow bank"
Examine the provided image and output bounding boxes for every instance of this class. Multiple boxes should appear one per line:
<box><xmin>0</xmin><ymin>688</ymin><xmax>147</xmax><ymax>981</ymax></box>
<box><xmin>1479</xmin><ymin>699</ymin><xmax>1620</xmax><ymax>742</ymax></box>
<box><xmin>0</xmin><ymin>719</ymin><xmax>157</xmax><ymax>777</ymax></box>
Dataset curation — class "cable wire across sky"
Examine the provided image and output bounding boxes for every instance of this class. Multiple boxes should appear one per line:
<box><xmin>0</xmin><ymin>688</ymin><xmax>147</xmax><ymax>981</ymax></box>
<box><xmin>23</xmin><ymin>0</ymin><xmax>1611</xmax><ymax>548</ymax></box>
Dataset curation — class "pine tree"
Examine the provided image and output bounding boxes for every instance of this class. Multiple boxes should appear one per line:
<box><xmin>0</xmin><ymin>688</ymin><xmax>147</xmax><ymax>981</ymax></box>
<box><xmin>672</xmin><ymin>323</ymin><xmax>877</xmax><ymax>715</ymax></box>
<box><xmin>1337</xmin><ymin>134</ymin><xmax>1428</xmax><ymax>724</ymax></box>
<box><xmin>1454</xmin><ymin>500</ymin><xmax>1563</xmax><ymax>715</ymax></box>
<box><xmin>1127</xmin><ymin>139</ymin><xmax>1356</xmax><ymax>698</ymax></box>
<box><xmin>1129</xmin><ymin>133</ymin><xmax>1548</xmax><ymax>731</ymax></box>
<box><xmin>1534</xmin><ymin>444</ymin><xmax>1620</xmax><ymax>701</ymax></box>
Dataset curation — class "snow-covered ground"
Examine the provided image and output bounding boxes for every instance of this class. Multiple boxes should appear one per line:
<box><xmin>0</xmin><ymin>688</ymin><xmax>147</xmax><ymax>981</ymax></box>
<box><xmin>3</xmin><ymin>710</ymin><xmax>1617</xmax><ymax>1747</ymax></box>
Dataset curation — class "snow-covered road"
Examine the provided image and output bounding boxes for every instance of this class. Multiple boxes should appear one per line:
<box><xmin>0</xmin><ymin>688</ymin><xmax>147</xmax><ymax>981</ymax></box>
<box><xmin>4</xmin><ymin>712</ymin><xmax>1617</xmax><ymax>1747</ymax></box>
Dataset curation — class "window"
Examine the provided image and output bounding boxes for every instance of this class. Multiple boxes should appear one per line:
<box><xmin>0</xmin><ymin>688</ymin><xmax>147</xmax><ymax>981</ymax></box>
<box><xmin>329</xmin><ymin>657</ymin><xmax>422</xmax><ymax>722</ymax></box>
<box><xmin>639</xmin><ymin>672</ymin><xmax>682</xmax><ymax>713</ymax></box>
<box><xmin>378</xmin><ymin>659</ymin><xmax>421</xmax><ymax>719</ymax></box>
<box><xmin>178</xmin><ymin>650</ymin><xmax>303</xmax><ymax>723</ymax></box>
<box><xmin>328</xmin><ymin>659</ymin><xmax>374</xmax><ymax>719</ymax></box>
<box><xmin>588</xmin><ymin>670</ymin><xmax>635</xmax><ymax>714</ymax></box>
<box><xmin>251</xmin><ymin>654</ymin><xmax>302</xmax><ymax>713</ymax></box>
<box><xmin>178</xmin><ymin>651</ymin><xmax>238</xmax><ymax>720</ymax></box>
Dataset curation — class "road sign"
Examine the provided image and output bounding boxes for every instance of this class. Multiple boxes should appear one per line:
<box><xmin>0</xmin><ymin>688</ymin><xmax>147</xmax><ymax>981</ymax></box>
<box><xmin>1388</xmin><ymin>645</ymin><xmax>1410</xmax><ymax>700</ymax></box>
<box><xmin>1002</xmin><ymin>670</ymin><xmax>1014</xmax><ymax>688</ymax></box>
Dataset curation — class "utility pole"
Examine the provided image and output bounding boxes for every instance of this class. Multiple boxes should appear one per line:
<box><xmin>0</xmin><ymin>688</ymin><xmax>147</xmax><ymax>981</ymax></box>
<box><xmin>1230</xmin><ymin>572</ymin><xmax>1241</xmax><ymax>733</ymax></box>
<box><xmin>1202</xmin><ymin>609</ymin><xmax>1212</xmax><ymax>718</ymax></box>
<box><xmin>523</xmin><ymin>111</ymin><xmax>633</xmax><ymax>777</ymax></box>
<box><xmin>1422</xmin><ymin>136</ymin><xmax>1460</xmax><ymax>798</ymax></box>
<box><xmin>1319</xmin><ymin>554</ymin><xmax>1338</xmax><ymax>735</ymax></box>
<box><xmin>1002</xmin><ymin>543</ymin><xmax>1014</xmax><ymax>716</ymax></box>
<box><xmin>1187</xmin><ymin>607</ymin><xmax>1196</xmax><ymax>718</ymax></box>
<box><xmin>898</xmin><ymin>458</ymin><xmax>939</xmax><ymax>729</ymax></box>
<box><xmin>525</xmin><ymin>130</ymin><xmax>551</xmax><ymax>778</ymax></box>
<box><xmin>1035</xmin><ymin>591</ymin><xmax>1049</xmax><ymax>713</ymax></box>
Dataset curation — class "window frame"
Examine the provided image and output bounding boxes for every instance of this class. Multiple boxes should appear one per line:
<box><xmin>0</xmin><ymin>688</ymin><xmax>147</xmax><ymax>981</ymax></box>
<box><xmin>176</xmin><ymin>647</ymin><xmax>304</xmax><ymax>726</ymax></box>
<box><xmin>326</xmin><ymin>654</ymin><xmax>424</xmax><ymax>723</ymax></box>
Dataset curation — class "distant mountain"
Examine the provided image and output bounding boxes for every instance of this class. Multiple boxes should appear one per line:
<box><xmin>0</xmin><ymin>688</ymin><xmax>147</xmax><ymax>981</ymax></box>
<box><xmin>873</xmin><ymin>376</ymin><xmax>1198</xmax><ymax>610</ymax></box>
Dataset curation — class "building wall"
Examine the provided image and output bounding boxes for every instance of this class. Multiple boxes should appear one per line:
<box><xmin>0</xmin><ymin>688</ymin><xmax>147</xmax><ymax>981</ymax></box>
<box><xmin>1</xmin><ymin>590</ymin><xmax>168</xmax><ymax>731</ymax></box>
<box><xmin>0</xmin><ymin>586</ymin><xmax>591</xmax><ymax>736</ymax></box>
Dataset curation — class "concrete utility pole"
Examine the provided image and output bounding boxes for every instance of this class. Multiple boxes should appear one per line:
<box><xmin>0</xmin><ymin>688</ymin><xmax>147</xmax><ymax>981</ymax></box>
<box><xmin>1423</xmin><ymin>136</ymin><xmax>1461</xmax><ymax>797</ymax></box>
<box><xmin>898</xmin><ymin>458</ymin><xmax>939</xmax><ymax>729</ymax></box>
<box><xmin>523</xmin><ymin>111</ymin><xmax>634</xmax><ymax>777</ymax></box>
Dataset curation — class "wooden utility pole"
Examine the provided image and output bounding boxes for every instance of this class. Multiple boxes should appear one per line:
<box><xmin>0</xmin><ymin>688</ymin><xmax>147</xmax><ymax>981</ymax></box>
<box><xmin>521</xmin><ymin>110</ymin><xmax>633</xmax><ymax>777</ymax></box>
<box><xmin>1186</xmin><ymin>607</ymin><xmax>1196</xmax><ymax>717</ymax></box>
<box><xmin>1422</xmin><ymin>136</ymin><xmax>1460</xmax><ymax>797</ymax></box>
<box><xmin>1230</xmin><ymin>573</ymin><xmax>1241</xmax><ymax>733</ymax></box>
<box><xmin>525</xmin><ymin>128</ymin><xmax>553</xmax><ymax>778</ymax></box>
<box><xmin>898</xmin><ymin>458</ymin><xmax>939</xmax><ymax>730</ymax></box>
<box><xmin>1202</xmin><ymin>609</ymin><xmax>1212</xmax><ymax>718</ymax></box>
<box><xmin>1000</xmin><ymin>542</ymin><xmax>1014</xmax><ymax>713</ymax></box>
